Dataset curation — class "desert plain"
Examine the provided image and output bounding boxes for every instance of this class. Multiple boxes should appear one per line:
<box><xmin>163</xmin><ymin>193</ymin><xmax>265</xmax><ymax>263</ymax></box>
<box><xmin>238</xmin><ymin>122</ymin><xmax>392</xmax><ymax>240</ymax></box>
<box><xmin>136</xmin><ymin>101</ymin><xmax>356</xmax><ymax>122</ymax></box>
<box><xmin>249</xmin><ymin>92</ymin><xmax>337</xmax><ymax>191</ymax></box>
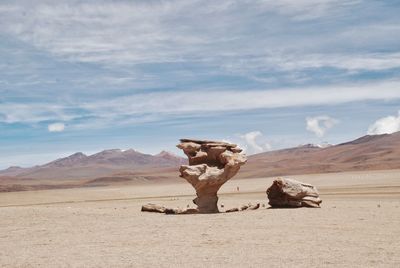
<box><xmin>1</xmin><ymin>169</ymin><xmax>399</xmax><ymax>268</ymax></box>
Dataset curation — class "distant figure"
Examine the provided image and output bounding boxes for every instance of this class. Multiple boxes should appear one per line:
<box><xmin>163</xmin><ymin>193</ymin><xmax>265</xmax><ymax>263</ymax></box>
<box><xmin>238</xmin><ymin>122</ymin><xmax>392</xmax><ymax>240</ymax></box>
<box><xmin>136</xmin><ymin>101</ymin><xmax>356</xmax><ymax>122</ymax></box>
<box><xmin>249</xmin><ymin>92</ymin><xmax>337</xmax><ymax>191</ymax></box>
<box><xmin>220</xmin><ymin>203</ymin><xmax>224</xmax><ymax>208</ymax></box>
<box><xmin>236</xmin><ymin>186</ymin><xmax>240</xmax><ymax>192</ymax></box>
<box><xmin>187</xmin><ymin>204</ymin><xmax>190</xmax><ymax>208</ymax></box>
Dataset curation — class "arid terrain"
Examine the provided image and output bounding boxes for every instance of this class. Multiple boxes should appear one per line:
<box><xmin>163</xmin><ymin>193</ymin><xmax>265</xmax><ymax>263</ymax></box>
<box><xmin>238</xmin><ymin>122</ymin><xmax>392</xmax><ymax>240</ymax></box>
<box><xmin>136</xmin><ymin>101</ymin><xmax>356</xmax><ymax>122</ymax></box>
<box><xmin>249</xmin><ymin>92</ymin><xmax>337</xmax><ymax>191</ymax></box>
<box><xmin>1</xmin><ymin>169</ymin><xmax>399</xmax><ymax>267</ymax></box>
<box><xmin>1</xmin><ymin>134</ymin><xmax>399</xmax><ymax>267</ymax></box>
<box><xmin>2</xmin><ymin>0</ymin><xmax>399</xmax><ymax>267</ymax></box>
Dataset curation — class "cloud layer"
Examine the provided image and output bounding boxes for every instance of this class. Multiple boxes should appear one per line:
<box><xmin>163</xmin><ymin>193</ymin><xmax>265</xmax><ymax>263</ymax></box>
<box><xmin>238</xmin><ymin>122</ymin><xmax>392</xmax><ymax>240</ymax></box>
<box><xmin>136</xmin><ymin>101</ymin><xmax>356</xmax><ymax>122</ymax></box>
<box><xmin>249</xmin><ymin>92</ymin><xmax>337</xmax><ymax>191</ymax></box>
<box><xmin>0</xmin><ymin>0</ymin><xmax>399</xmax><ymax>130</ymax></box>
<box><xmin>1</xmin><ymin>80</ymin><xmax>400</xmax><ymax>127</ymax></box>
<box><xmin>0</xmin><ymin>1</ymin><xmax>365</xmax><ymax>65</ymax></box>
<box><xmin>1</xmin><ymin>0</ymin><xmax>399</xmax><ymax>73</ymax></box>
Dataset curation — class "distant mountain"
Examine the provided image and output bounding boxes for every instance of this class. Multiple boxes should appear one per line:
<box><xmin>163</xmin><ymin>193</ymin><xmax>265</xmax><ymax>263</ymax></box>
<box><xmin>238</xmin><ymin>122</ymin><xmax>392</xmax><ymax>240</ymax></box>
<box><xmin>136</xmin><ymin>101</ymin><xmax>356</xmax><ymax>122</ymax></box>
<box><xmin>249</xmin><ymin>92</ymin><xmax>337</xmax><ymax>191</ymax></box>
<box><xmin>1</xmin><ymin>132</ymin><xmax>399</xmax><ymax>192</ymax></box>
<box><xmin>43</xmin><ymin>152</ymin><xmax>88</xmax><ymax>168</ymax></box>
<box><xmin>0</xmin><ymin>166</ymin><xmax>28</xmax><ymax>177</ymax></box>
<box><xmin>0</xmin><ymin>149</ymin><xmax>186</xmax><ymax>179</ymax></box>
<box><xmin>237</xmin><ymin>132</ymin><xmax>400</xmax><ymax>178</ymax></box>
<box><xmin>154</xmin><ymin>150</ymin><xmax>187</xmax><ymax>165</ymax></box>
<box><xmin>1</xmin><ymin>166</ymin><xmax>24</xmax><ymax>173</ymax></box>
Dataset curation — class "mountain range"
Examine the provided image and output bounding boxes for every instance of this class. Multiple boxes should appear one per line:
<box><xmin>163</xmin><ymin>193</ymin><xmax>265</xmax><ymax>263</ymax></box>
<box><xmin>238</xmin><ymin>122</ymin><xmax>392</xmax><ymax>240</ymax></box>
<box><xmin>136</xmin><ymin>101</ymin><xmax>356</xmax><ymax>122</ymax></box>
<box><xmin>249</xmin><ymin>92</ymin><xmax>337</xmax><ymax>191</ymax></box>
<box><xmin>238</xmin><ymin>132</ymin><xmax>400</xmax><ymax>178</ymax></box>
<box><xmin>1</xmin><ymin>132</ymin><xmax>399</xmax><ymax>192</ymax></box>
<box><xmin>0</xmin><ymin>149</ymin><xmax>186</xmax><ymax>179</ymax></box>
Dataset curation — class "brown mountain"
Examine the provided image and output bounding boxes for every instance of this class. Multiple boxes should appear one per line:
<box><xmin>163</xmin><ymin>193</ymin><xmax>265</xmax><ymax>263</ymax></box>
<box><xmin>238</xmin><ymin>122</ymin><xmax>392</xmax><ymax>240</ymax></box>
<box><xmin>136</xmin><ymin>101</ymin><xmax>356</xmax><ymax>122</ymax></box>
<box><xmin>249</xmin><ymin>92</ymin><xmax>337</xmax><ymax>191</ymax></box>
<box><xmin>0</xmin><ymin>149</ymin><xmax>186</xmax><ymax>180</ymax></box>
<box><xmin>237</xmin><ymin>132</ymin><xmax>400</xmax><ymax>178</ymax></box>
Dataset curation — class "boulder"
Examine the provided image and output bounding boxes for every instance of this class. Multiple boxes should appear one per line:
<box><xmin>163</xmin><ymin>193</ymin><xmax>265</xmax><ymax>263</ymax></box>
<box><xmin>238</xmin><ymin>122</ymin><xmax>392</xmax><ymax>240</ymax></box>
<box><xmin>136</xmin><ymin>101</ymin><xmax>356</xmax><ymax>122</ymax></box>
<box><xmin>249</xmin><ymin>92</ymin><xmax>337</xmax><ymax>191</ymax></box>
<box><xmin>266</xmin><ymin>178</ymin><xmax>322</xmax><ymax>208</ymax></box>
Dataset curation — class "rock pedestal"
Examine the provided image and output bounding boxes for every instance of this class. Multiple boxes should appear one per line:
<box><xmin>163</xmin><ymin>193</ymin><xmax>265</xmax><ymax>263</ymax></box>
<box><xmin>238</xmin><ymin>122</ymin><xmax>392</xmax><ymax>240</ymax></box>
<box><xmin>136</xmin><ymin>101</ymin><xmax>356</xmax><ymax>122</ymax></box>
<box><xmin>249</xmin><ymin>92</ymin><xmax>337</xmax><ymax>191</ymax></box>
<box><xmin>266</xmin><ymin>178</ymin><xmax>322</xmax><ymax>208</ymax></box>
<box><xmin>177</xmin><ymin>139</ymin><xmax>247</xmax><ymax>213</ymax></box>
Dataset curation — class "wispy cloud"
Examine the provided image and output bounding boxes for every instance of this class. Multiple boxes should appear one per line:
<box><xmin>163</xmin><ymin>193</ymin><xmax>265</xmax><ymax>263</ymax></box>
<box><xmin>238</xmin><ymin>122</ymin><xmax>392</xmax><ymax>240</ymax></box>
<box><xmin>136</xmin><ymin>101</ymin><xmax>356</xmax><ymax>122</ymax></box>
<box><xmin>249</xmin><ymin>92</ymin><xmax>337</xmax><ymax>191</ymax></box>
<box><xmin>259</xmin><ymin>0</ymin><xmax>363</xmax><ymax>21</ymax></box>
<box><xmin>367</xmin><ymin>111</ymin><xmax>400</xmax><ymax>135</ymax></box>
<box><xmin>1</xmin><ymin>0</ymin><xmax>398</xmax><ymax>75</ymax></box>
<box><xmin>265</xmin><ymin>53</ymin><xmax>400</xmax><ymax>72</ymax></box>
<box><xmin>1</xmin><ymin>80</ymin><xmax>400</xmax><ymax>127</ymax></box>
<box><xmin>306</xmin><ymin>115</ymin><xmax>338</xmax><ymax>137</ymax></box>
<box><xmin>0</xmin><ymin>0</ymin><xmax>399</xmax><ymax>100</ymax></box>
<box><xmin>78</xmin><ymin>80</ymin><xmax>400</xmax><ymax>123</ymax></box>
<box><xmin>0</xmin><ymin>103</ymin><xmax>78</xmax><ymax>124</ymax></box>
<box><xmin>48</xmin><ymin>122</ymin><xmax>65</xmax><ymax>132</ymax></box>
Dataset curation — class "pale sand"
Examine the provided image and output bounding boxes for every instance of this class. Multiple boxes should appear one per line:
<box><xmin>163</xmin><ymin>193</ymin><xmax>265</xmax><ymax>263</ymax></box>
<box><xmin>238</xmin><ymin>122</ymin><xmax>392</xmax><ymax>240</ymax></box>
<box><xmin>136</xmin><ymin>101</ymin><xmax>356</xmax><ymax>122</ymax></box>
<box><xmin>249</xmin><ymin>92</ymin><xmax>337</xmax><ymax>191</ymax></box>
<box><xmin>1</xmin><ymin>170</ymin><xmax>400</xmax><ymax>267</ymax></box>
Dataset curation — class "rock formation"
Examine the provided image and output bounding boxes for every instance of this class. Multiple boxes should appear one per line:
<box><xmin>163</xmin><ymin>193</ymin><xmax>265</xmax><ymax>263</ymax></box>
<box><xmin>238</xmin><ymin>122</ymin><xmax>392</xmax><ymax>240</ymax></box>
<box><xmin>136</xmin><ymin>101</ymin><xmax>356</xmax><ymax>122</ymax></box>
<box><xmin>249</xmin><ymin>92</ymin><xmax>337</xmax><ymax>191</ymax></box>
<box><xmin>223</xmin><ymin>203</ymin><xmax>260</xmax><ymax>213</ymax></box>
<box><xmin>177</xmin><ymin>139</ymin><xmax>247</xmax><ymax>213</ymax></box>
<box><xmin>141</xmin><ymin>203</ymin><xmax>199</xmax><ymax>214</ymax></box>
<box><xmin>249</xmin><ymin>203</ymin><xmax>260</xmax><ymax>210</ymax></box>
<box><xmin>266</xmin><ymin>178</ymin><xmax>322</xmax><ymax>208</ymax></box>
<box><xmin>141</xmin><ymin>203</ymin><xmax>167</xmax><ymax>213</ymax></box>
<box><xmin>225</xmin><ymin>207</ymin><xmax>239</xmax><ymax>213</ymax></box>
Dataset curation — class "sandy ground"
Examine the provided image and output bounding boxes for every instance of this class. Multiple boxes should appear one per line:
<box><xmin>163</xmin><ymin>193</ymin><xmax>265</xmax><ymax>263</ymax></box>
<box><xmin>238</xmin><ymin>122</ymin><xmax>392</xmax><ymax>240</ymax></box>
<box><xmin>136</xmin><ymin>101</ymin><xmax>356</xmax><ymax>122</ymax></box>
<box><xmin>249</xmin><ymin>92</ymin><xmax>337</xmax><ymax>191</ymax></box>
<box><xmin>1</xmin><ymin>170</ymin><xmax>400</xmax><ymax>267</ymax></box>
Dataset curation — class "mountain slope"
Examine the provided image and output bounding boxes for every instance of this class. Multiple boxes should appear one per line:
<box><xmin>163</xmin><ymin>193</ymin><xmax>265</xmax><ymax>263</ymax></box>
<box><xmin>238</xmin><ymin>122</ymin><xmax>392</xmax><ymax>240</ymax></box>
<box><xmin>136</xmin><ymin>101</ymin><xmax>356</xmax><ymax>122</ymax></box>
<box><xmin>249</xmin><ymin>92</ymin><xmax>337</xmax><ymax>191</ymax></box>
<box><xmin>237</xmin><ymin>132</ymin><xmax>400</xmax><ymax>178</ymax></box>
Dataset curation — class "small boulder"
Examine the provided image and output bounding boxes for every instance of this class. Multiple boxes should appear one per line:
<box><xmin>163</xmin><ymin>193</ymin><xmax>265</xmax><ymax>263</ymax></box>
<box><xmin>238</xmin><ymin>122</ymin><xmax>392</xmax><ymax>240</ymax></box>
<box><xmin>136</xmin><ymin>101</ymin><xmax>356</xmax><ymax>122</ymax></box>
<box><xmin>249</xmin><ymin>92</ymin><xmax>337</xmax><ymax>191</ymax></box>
<box><xmin>266</xmin><ymin>178</ymin><xmax>322</xmax><ymax>208</ymax></box>
<box><xmin>141</xmin><ymin>203</ymin><xmax>167</xmax><ymax>213</ymax></box>
<box><xmin>225</xmin><ymin>207</ymin><xmax>239</xmax><ymax>213</ymax></box>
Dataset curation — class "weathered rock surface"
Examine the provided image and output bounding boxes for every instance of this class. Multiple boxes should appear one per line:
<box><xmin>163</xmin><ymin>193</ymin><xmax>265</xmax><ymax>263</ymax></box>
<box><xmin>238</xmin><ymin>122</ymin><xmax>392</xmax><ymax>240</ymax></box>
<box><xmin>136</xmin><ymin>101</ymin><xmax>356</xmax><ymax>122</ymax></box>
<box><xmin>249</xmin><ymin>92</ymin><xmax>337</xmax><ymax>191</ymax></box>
<box><xmin>223</xmin><ymin>203</ymin><xmax>260</xmax><ymax>213</ymax></box>
<box><xmin>249</xmin><ymin>203</ymin><xmax>260</xmax><ymax>210</ymax></box>
<box><xmin>266</xmin><ymin>178</ymin><xmax>322</xmax><ymax>208</ymax></box>
<box><xmin>164</xmin><ymin>208</ymin><xmax>199</xmax><ymax>215</ymax></box>
<box><xmin>141</xmin><ymin>204</ymin><xmax>199</xmax><ymax>214</ymax></box>
<box><xmin>225</xmin><ymin>207</ymin><xmax>239</xmax><ymax>213</ymax></box>
<box><xmin>240</xmin><ymin>204</ymin><xmax>249</xmax><ymax>211</ymax></box>
<box><xmin>177</xmin><ymin>139</ymin><xmax>247</xmax><ymax>213</ymax></box>
<box><xmin>141</xmin><ymin>203</ymin><xmax>167</xmax><ymax>213</ymax></box>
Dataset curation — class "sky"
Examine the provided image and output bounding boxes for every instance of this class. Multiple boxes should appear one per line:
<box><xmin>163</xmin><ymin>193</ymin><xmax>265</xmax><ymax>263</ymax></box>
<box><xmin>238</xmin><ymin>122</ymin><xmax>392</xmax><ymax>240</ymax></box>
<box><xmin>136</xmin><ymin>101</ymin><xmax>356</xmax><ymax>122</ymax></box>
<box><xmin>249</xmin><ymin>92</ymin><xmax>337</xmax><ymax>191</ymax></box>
<box><xmin>0</xmin><ymin>0</ymin><xmax>400</xmax><ymax>169</ymax></box>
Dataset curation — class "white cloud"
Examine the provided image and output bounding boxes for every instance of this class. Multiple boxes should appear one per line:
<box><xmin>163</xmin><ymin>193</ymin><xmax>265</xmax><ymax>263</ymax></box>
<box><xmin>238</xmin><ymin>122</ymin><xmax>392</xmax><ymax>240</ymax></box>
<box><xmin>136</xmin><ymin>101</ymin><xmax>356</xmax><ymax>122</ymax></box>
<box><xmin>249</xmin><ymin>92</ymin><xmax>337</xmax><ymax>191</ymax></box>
<box><xmin>82</xmin><ymin>80</ymin><xmax>400</xmax><ymax>118</ymax></box>
<box><xmin>1</xmin><ymin>0</ymin><xmax>397</xmax><ymax>75</ymax></box>
<box><xmin>268</xmin><ymin>53</ymin><xmax>400</xmax><ymax>72</ymax></box>
<box><xmin>259</xmin><ymin>0</ymin><xmax>362</xmax><ymax>21</ymax></box>
<box><xmin>239</xmin><ymin>131</ymin><xmax>271</xmax><ymax>154</ymax></box>
<box><xmin>367</xmin><ymin>111</ymin><xmax>400</xmax><ymax>135</ymax></box>
<box><xmin>0</xmin><ymin>1</ymin><xmax>399</xmax><ymax>129</ymax></box>
<box><xmin>48</xmin><ymin>122</ymin><xmax>65</xmax><ymax>132</ymax></box>
<box><xmin>306</xmin><ymin>115</ymin><xmax>338</xmax><ymax>137</ymax></box>
<box><xmin>1</xmin><ymin>80</ymin><xmax>400</xmax><ymax>126</ymax></box>
<box><xmin>0</xmin><ymin>103</ymin><xmax>77</xmax><ymax>124</ymax></box>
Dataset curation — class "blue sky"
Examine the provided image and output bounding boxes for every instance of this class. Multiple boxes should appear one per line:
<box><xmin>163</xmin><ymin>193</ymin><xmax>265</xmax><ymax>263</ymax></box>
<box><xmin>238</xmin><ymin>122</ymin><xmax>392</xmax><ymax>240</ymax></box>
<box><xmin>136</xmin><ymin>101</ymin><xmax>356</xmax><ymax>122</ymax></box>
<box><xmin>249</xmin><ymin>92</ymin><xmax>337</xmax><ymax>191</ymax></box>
<box><xmin>1</xmin><ymin>0</ymin><xmax>400</xmax><ymax>168</ymax></box>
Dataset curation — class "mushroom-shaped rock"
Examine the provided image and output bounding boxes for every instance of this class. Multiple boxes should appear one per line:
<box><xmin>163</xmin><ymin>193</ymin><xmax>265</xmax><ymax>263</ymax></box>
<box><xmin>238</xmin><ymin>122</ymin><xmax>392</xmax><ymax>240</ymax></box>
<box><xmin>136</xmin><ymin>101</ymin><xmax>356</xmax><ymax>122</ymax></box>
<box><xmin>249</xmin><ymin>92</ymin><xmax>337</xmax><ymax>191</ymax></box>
<box><xmin>177</xmin><ymin>139</ymin><xmax>247</xmax><ymax>213</ymax></box>
<box><xmin>266</xmin><ymin>178</ymin><xmax>322</xmax><ymax>208</ymax></box>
